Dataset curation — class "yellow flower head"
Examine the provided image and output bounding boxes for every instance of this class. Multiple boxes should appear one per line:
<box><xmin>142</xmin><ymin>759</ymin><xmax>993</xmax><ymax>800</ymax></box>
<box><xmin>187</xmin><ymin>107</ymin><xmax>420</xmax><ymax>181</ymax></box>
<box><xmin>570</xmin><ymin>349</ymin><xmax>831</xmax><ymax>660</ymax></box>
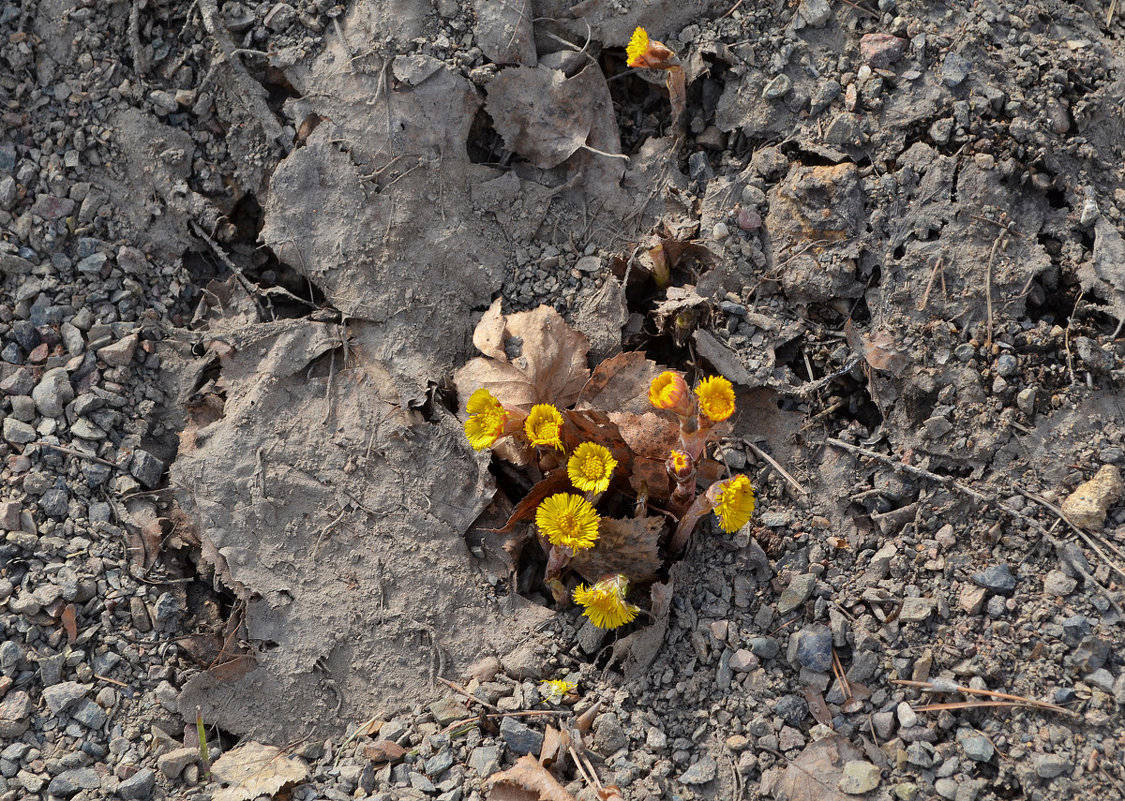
<box><xmin>573</xmin><ymin>575</ymin><xmax>639</xmax><ymax>630</ymax></box>
<box><xmin>463</xmin><ymin>388</ymin><xmax>509</xmax><ymax>450</ymax></box>
<box><xmin>695</xmin><ymin>375</ymin><xmax>736</xmax><ymax>423</ymax></box>
<box><xmin>567</xmin><ymin>442</ymin><xmax>617</xmax><ymax>493</ymax></box>
<box><xmin>649</xmin><ymin>370</ymin><xmax>693</xmax><ymax>417</ymax></box>
<box><xmin>713</xmin><ymin>474</ymin><xmax>756</xmax><ymax>533</ymax></box>
<box><xmin>668</xmin><ymin>449</ymin><xmax>693</xmax><ymax>479</ymax></box>
<box><xmin>539</xmin><ymin>679</ymin><xmax>576</xmax><ymax>703</ymax></box>
<box><xmin>525</xmin><ymin>404</ymin><xmax>564</xmax><ymax>449</ymax></box>
<box><xmin>626</xmin><ymin>26</ymin><xmax>676</xmax><ymax>69</ymax></box>
<box><xmin>536</xmin><ymin>493</ymin><xmax>600</xmax><ymax>551</ymax></box>
<box><xmin>626</xmin><ymin>27</ymin><xmax>650</xmax><ymax>66</ymax></box>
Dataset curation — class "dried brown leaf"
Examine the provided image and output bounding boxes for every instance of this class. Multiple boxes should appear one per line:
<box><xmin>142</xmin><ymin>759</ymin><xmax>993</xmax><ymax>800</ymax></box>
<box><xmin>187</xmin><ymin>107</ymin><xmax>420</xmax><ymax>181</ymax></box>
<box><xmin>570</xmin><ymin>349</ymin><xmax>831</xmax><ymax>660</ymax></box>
<box><xmin>485</xmin><ymin>66</ymin><xmax>596</xmax><ymax>169</ymax></box>
<box><xmin>538</xmin><ymin>725</ymin><xmax>570</xmax><ymax>767</ymax></box>
<box><xmin>211</xmin><ymin>741</ymin><xmax>309</xmax><ymax>801</ymax></box>
<box><xmin>489</xmin><ymin>754</ymin><xmax>577</xmax><ymax>801</ymax></box>
<box><xmin>773</xmin><ymin>735</ymin><xmax>864</xmax><ymax>801</ymax></box>
<box><xmin>608</xmin><ymin>411</ymin><xmax>678</xmax><ymax>498</ymax></box>
<box><xmin>484</xmin><ymin>470</ymin><xmax>572</xmax><ymax>536</ymax></box>
<box><xmin>803</xmin><ymin>684</ymin><xmax>834</xmax><ymax>728</ymax></box>
<box><xmin>571</xmin><ymin>516</ymin><xmax>664</xmax><ymax>584</ymax></box>
<box><xmin>473</xmin><ymin>298</ymin><xmax>508</xmax><ymax>361</ymax></box>
<box><xmin>455</xmin><ymin>305</ymin><xmax>590</xmax><ymax>409</ymax></box>
<box><xmin>576</xmin><ymin>351</ymin><xmax>664</xmax><ymax>415</ymax></box>
<box><xmin>60</xmin><ymin>604</ymin><xmax>78</xmax><ymax>645</ymax></box>
<box><xmin>610</xmin><ymin>567</ymin><xmax>678</xmax><ymax>678</ymax></box>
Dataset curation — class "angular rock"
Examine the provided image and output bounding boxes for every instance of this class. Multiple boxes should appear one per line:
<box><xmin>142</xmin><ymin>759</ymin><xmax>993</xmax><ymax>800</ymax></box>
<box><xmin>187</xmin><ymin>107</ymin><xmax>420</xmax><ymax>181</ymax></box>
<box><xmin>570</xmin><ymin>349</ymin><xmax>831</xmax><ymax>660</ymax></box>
<box><xmin>941</xmin><ymin>52</ymin><xmax>972</xmax><ymax>87</ymax></box>
<box><xmin>157</xmin><ymin>746</ymin><xmax>199</xmax><ymax>778</ymax></box>
<box><xmin>679</xmin><ymin>755</ymin><xmax>717</xmax><ymax>785</ymax></box>
<box><xmin>791</xmin><ymin>624</ymin><xmax>833</xmax><ymax>672</ymax></box>
<box><xmin>777</xmin><ymin>574</ymin><xmax>816</xmax><ymax>614</ymax></box>
<box><xmin>592</xmin><ymin>712</ymin><xmax>627</xmax><ymax>754</ymax></box>
<box><xmin>47</xmin><ymin>767</ymin><xmax>100</xmax><ymax>798</ymax></box>
<box><xmin>730</xmin><ymin>649</ymin><xmax>759</xmax><ymax>672</ymax></box>
<box><xmin>130</xmin><ymin>449</ymin><xmax>165</xmax><ymax>489</ymax></box>
<box><xmin>32</xmin><ymin>367</ymin><xmax>74</xmax><ymax>418</ymax></box>
<box><xmin>467</xmin><ymin>745</ymin><xmax>502</xmax><ymax>777</ymax></box>
<box><xmin>838</xmin><ymin>760</ymin><xmax>881</xmax><ymax>794</ymax></box>
<box><xmin>2</xmin><ymin>418</ymin><xmax>36</xmax><ymax>444</ymax></box>
<box><xmin>1035</xmin><ymin>753</ymin><xmax>1071</xmax><ymax>779</ymax></box>
<box><xmin>118</xmin><ymin>768</ymin><xmax>157</xmax><ymax>800</ymax></box>
<box><xmin>97</xmin><ymin>334</ymin><xmax>138</xmax><ymax>366</ymax></box>
<box><xmin>899</xmin><ymin>597</ymin><xmax>933</xmax><ymax>622</ymax></box>
<box><xmin>798</xmin><ymin>0</ymin><xmax>832</xmax><ymax>26</ymax></box>
<box><xmin>971</xmin><ymin>564</ymin><xmax>1016</xmax><ymax>595</ymax></box>
<box><xmin>42</xmin><ymin>681</ymin><xmax>89</xmax><ymax>715</ymax></box>
<box><xmin>956</xmin><ymin>728</ymin><xmax>994</xmax><ymax>762</ymax></box>
<box><xmin>1043</xmin><ymin>569</ymin><xmax>1077</xmax><ymax>597</ymax></box>
<box><xmin>0</xmin><ymin>690</ymin><xmax>32</xmax><ymax>738</ymax></box>
<box><xmin>860</xmin><ymin>34</ymin><xmax>906</xmax><ymax>68</ymax></box>
<box><xmin>499</xmin><ymin>716</ymin><xmax>543</xmax><ymax>755</ymax></box>
<box><xmin>0</xmin><ymin>501</ymin><xmax>20</xmax><ymax>531</ymax></box>
<box><xmin>428</xmin><ymin>696</ymin><xmax>465</xmax><ymax>726</ymax></box>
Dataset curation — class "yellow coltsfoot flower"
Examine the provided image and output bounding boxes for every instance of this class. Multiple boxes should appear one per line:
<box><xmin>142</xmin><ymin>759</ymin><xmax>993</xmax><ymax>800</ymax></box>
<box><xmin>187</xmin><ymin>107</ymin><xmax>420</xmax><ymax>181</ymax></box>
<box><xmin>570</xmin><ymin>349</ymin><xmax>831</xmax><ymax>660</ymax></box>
<box><xmin>649</xmin><ymin>370</ymin><xmax>694</xmax><ymax>417</ymax></box>
<box><xmin>524</xmin><ymin>403</ymin><xmax>565</xmax><ymax>449</ymax></box>
<box><xmin>567</xmin><ymin>442</ymin><xmax>617</xmax><ymax>494</ymax></box>
<box><xmin>668</xmin><ymin>449</ymin><xmax>693</xmax><ymax>478</ymax></box>
<box><xmin>573</xmin><ymin>575</ymin><xmax>639</xmax><ymax>630</ymax></box>
<box><xmin>539</xmin><ymin>679</ymin><xmax>576</xmax><ymax>704</ymax></box>
<box><xmin>713</xmin><ymin>474</ymin><xmax>756</xmax><ymax>533</ymax></box>
<box><xmin>626</xmin><ymin>26</ymin><xmax>676</xmax><ymax>70</ymax></box>
<box><xmin>695</xmin><ymin>375</ymin><xmax>736</xmax><ymax>423</ymax></box>
<box><xmin>536</xmin><ymin>492</ymin><xmax>600</xmax><ymax>551</ymax></box>
<box><xmin>463</xmin><ymin>388</ymin><xmax>509</xmax><ymax>450</ymax></box>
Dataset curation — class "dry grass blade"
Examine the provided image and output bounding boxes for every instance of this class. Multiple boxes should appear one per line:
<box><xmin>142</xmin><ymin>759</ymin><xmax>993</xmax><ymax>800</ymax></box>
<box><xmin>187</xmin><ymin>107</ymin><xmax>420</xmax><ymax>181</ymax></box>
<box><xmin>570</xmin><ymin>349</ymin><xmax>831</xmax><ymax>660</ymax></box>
<box><xmin>912</xmin><ymin>700</ymin><xmax>1074</xmax><ymax>714</ymax></box>
<box><xmin>893</xmin><ymin>679</ymin><xmax>1077</xmax><ymax>716</ymax></box>
<box><xmin>437</xmin><ymin>676</ymin><xmax>500</xmax><ymax>712</ymax></box>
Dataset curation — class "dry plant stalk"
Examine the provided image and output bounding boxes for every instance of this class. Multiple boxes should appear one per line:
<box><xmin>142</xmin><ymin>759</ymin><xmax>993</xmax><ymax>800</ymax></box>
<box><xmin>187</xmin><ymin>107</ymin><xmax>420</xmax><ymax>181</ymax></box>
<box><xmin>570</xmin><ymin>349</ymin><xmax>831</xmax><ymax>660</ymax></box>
<box><xmin>626</xmin><ymin>28</ymin><xmax>687</xmax><ymax>135</ymax></box>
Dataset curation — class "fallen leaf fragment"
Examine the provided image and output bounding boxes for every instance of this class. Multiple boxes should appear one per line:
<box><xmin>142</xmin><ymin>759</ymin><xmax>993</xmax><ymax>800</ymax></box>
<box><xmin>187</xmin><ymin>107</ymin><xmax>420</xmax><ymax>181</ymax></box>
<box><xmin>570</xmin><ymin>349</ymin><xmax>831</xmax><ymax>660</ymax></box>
<box><xmin>211</xmin><ymin>741</ymin><xmax>309</xmax><ymax>801</ymax></box>
<box><xmin>489</xmin><ymin>754</ymin><xmax>576</xmax><ymax>801</ymax></box>
<box><xmin>485</xmin><ymin>66</ymin><xmax>595</xmax><ymax>169</ymax></box>
<box><xmin>844</xmin><ymin>320</ymin><xmax>909</xmax><ymax>376</ymax></box>
<box><xmin>570</xmin><ymin>516</ymin><xmax>663</xmax><ymax>584</ymax></box>
<box><xmin>577</xmin><ymin>351</ymin><xmax>664</xmax><ymax>415</ymax></box>
<box><xmin>773</xmin><ymin>735</ymin><xmax>864</xmax><ymax>801</ymax></box>
<box><xmin>60</xmin><ymin>604</ymin><xmax>78</xmax><ymax>645</ymax></box>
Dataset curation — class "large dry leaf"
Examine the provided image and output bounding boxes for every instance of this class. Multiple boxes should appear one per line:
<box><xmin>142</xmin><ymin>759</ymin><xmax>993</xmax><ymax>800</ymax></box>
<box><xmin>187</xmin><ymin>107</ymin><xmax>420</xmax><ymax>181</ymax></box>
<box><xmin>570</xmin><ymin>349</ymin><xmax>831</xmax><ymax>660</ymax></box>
<box><xmin>577</xmin><ymin>351</ymin><xmax>664</xmax><ymax>415</ymax></box>
<box><xmin>608</xmin><ymin>410</ymin><xmax>678</xmax><ymax>498</ymax></box>
<box><xmin>485</xmin><ymin>65</ymin><xmax>596</xmax><ymax>169</ymax></box>
<box><xmin>489</xmin><ymin>754</ymin><xmax>577</xmax><ymax>801</ymax></box>
<box><xmin>211</xmin><ymin>741</ymin><xmax>309</xmax><ymax>801</ymax></box>
<box><xmin>773</xmin><ymin>735</ymin><xmax>864</xmax><ymax>801</ymax></box>
<box><xmin>571</xmin><ymin>516</ymin><xmax>664</xmax><ymax>583</ymax></box>
<box><xmin>455</xmin><ymin>304</ymin><xmax>591</xmax><ymax>408</ymax></box>
<box><xmin>486</xmin><ymin>470</ymin><xmax>572</xmax><ymax>536</ymax></box>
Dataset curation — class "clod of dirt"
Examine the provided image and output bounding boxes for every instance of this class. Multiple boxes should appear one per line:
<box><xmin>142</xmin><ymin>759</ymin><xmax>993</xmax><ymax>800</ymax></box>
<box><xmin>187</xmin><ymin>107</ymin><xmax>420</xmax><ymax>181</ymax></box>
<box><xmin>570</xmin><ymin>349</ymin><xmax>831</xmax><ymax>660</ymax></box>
<box><xmin>1081</xmin><ymin>217</ymin><xmax>1125</xmax><ymax>326</ymax></box>
<box><xmin>764</xmin><ymin>163</ymin><xmax>866</xmax><ymax>304</ymax></box>
<box><xmin>211</xmin><ymin>741</ymin><xmax>309</xmax><ymax>801</ymax></box>
<box><xmin>1060</xmin><ymin>465</ymin><xmax>1124</xmax><ymax>530</ymax></box>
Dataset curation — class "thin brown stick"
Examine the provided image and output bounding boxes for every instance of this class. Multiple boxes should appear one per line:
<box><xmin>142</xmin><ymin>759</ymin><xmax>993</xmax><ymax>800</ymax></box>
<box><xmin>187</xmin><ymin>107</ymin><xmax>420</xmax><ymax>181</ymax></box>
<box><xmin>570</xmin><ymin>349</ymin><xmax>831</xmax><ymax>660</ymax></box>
<box><xmin>436</xmin><ymin>677</ymin><xmax>501</xmax><ymax>712</ymax></box>
<box><xmin>437</xmin><ymin>709</ymin><xmax>565</xmax><ymax>736</ymax></box>
<box><xmin>894</xmin><ymin>679</ymin><xmax>1075</xmax><ymax>716</ymax></box>
<box><xmin>745</xmin><ymin>440</ymin><xmax>807</xmax><ymax>496</ymax></box>
<box><xmin>1018</xmin><ymin>490</ymin><xmax>1125</xmax><ymax>582</ymax></box>
<box><xmin>918</xmin><ymin>256</ymin><xmax>944</xmax><ymax>311</ymax></box>
<box><xmin>32</xmin><ymin>441</ymin><xmax>118</xmax><ymax>467</ymax></box>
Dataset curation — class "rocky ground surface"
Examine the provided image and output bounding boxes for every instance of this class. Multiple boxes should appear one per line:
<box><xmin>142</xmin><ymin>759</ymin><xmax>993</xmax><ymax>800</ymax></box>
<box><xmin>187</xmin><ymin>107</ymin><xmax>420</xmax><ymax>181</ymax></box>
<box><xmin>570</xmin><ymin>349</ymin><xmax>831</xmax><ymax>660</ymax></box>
<box><xmin>2</xmin><ymin>0</ymin><xmax>1125</xmax><ymax>800</ymax></box>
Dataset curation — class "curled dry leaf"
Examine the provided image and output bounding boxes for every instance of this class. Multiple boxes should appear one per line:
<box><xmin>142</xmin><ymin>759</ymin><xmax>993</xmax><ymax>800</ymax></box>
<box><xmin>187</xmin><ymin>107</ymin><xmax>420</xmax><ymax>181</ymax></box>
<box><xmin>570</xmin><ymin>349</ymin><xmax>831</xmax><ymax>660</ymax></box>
<box><xmin>484</xmin><ymin>470</ymin><xmax>573</xmax><ymax>536</ymax></box>
<box><xmin>607</xmin><ymin>411</ymin><xmax>678</xmax><ymax>498</ymax></box>
<box><xmin>211</xmin><ymin>741</ymin><xmax>310</xmax><ymax>801</ymax></box>
<box><xmin>484</xmin><ymin>65</ymin><xmax>597</xmax><ymax>169</ymax></box>
<box><xmin>570</xmin><ymin>516</ymin><xmax>663</xmax><ymax>584</ymax></box>
<box><xmin>489</xmin><ymin>754</ymin><xmax>577</xmax><ymax>801</ymax></box>
<box><xmin>455</xmin><ymin>304</ymin><xmax>591</xmax><ymax>409</ymax></box>
<box><xmin>60</xmin><ymin>603</ymin><xmax>78</xmax><ymax>645</ymax></box>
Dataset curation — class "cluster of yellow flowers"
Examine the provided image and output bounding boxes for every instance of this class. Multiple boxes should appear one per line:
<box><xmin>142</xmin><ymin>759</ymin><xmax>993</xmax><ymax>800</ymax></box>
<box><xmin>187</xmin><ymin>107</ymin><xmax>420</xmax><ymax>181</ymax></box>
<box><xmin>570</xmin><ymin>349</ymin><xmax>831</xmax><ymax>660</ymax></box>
<box><xmin>462</xmin><ymin>368</ymin><xmax>756</xmax><ymax>632</ymax></box>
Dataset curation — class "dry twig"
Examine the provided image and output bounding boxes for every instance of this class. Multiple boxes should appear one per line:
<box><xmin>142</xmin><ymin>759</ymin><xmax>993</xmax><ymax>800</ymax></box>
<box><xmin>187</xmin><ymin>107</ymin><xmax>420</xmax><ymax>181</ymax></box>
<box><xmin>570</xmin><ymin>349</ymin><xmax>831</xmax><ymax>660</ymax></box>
<box><xmin>894</xmin><ymin>678</ymin><xmax>1077</xmax><ymax>717</ymax></box>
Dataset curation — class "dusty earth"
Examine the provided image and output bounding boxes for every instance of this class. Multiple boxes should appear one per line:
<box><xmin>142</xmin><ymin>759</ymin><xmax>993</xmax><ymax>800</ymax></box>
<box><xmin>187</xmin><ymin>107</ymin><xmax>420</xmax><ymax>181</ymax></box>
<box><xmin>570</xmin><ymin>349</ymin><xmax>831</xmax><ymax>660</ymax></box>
<box><xmin>2</xmin><ymin>0</ymin><xmax>1125</xmax><ymax>800</ymax></box>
